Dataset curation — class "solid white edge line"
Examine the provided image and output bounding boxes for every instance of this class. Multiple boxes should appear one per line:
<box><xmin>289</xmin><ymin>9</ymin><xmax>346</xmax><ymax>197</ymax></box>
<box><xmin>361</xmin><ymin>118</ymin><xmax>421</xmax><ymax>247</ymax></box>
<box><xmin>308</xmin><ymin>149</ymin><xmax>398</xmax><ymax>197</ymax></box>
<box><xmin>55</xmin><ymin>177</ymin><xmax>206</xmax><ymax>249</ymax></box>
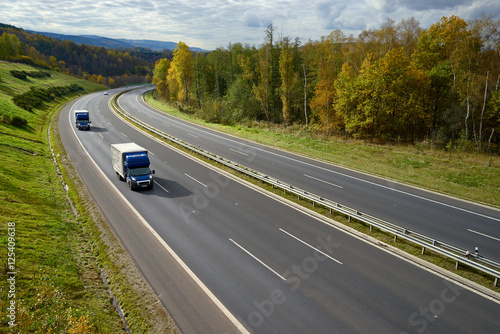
<box><xmin>68</xmin><ymin>101</ymin><xmax>250</xmax><ymax>334</ymax></box>
<box><xmin>279</xmin><ymin>228</ymin><xmax>343</xmax><ymax>264</ymax></box>
<box><xmin>229</xmin><ymin>238</ymin><xmax>287</xmax><ymax>281</ymax></box>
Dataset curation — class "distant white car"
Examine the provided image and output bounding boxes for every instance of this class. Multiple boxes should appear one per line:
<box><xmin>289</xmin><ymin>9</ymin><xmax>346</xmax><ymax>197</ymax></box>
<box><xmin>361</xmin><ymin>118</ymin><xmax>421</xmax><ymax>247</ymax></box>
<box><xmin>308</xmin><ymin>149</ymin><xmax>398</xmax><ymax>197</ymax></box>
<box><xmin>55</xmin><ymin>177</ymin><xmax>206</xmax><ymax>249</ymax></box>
<box><xmin>104</xmin><ymin>91</ymin><xmax>108</xmax><ymax>95</ymax></box>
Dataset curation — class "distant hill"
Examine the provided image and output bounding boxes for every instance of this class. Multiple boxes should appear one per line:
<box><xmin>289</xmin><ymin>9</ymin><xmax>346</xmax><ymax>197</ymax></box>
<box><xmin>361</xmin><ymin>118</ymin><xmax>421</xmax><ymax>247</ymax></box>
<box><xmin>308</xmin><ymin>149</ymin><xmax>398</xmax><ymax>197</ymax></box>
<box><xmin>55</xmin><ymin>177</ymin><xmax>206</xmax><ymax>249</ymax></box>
<box><xmin>27</xmin><ymin>30</ymin><xmax>208</xmax><ymax>52</ymax></box>
<box><xmin>116</xmin><ymin>39</ymin><xmax>180</xmax><ymax>52</ymax></box>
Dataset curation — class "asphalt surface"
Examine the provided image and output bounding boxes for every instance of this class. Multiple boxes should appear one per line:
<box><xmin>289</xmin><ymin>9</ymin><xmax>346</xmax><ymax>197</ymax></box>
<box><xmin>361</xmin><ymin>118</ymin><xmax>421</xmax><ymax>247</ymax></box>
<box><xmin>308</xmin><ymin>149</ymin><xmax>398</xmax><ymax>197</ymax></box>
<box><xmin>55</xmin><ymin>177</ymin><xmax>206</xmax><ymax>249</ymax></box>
<box><xmin>119</xmin><ymin>87</ymin><xmax>500</xmax><ymax>262</ymax></box>
<box><xmin>58</xmin><ymin>88</ymin><xmax>500</xmax><ymax>334</ymax></box>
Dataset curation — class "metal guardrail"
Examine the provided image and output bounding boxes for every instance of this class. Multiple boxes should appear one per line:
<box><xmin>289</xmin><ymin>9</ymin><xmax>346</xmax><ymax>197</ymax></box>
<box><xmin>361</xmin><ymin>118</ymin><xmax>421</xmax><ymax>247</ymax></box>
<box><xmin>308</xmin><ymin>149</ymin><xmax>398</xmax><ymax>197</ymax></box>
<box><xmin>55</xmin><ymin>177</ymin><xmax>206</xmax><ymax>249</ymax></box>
<box><xmin>111</xmin><ymin>92</ymin><xmax>500</xmax><ymax>287</ymax></box>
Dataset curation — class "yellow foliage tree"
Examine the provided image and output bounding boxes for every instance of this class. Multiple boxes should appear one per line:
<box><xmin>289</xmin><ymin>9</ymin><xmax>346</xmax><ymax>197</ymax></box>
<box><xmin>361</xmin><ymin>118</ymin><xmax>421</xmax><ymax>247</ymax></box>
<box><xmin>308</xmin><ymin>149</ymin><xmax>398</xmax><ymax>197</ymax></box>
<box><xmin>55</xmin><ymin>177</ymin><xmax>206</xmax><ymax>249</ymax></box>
<box><xmin>167</xmin><ymin>42</ymin><xmax>193</xmax><ymax>103</ymax></box>
<box><xmin>152</xmin><ymin>58</ymin><xmax>171</xmax><ymax>98</ymax></box>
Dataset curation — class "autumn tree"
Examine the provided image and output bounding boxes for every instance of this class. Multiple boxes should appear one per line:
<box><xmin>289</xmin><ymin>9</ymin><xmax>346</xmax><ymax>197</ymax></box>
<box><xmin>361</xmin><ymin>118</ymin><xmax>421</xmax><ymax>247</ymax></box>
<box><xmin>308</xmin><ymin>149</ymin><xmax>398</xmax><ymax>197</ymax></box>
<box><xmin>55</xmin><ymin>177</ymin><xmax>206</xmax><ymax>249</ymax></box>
<box><xmin>152</xmin><ymin>58</ymin><xmax>171</xmax><ymax>98</ymax></box>
<box><xmin>167</xmin><ymin>42</ymin><xmax>193</xmax><ymax>103</ymax></box>
<box><xmin>396</xmin><ymin>17</ymin><xmax>422</xmax><ymax>57</ymax></box>
<box><xmin>309</xmin><ymin>30</ymin><xmax>346</xmax><ymax>134</ymax></box>
<box><xmin>376</xmin><ymin>47</ymin><xmax>430</xmax><ymax>141</ymax></box>
<box><xmin>247</xmin><ymin>24</ymin><xmax>282</xmax><ymax>122</ymax></box>
<box><xmin>279</xmin><ymin>39</ymin><xmax>297</xmax><ymax>124</ymax></box>
<box><xmin>334</xmin><ymin>62</ymin><xmax>357</xmax><ymax>131</ymax></box>
<box><xmin>0</xmin><ymin>33</ymin><xmax>23</xmax><ymax>59</ymax></box>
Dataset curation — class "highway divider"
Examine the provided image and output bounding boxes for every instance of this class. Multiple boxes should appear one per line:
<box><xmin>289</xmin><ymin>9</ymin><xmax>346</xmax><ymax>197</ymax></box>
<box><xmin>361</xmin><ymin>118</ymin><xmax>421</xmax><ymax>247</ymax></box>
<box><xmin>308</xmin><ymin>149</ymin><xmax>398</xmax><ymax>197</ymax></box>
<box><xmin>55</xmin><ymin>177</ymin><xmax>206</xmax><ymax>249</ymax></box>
<box><xmin>110</xmin><ymin>90</ymin><xmax>500</xmax><ymax>287</ymax></box>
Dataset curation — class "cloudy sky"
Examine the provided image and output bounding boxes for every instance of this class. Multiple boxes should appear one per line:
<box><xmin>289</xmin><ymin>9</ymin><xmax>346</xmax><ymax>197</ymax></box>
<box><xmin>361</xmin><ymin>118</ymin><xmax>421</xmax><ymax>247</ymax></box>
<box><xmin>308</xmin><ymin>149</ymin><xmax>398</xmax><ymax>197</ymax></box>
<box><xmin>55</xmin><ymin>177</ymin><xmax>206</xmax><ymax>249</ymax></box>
<box><xmin>2</xmin><ymin>0</ymin><xmax>499</xmax><ymax>50</ymax></box>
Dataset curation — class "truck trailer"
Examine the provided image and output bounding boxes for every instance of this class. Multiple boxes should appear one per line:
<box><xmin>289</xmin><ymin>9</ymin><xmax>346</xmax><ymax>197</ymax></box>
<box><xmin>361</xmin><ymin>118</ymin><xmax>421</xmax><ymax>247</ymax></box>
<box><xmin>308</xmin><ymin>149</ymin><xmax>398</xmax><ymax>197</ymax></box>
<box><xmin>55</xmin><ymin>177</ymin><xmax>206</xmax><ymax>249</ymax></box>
<box><xmin>74</xmin><ymin>110</ymin><xmax>91</xmax><ymax>130</ymax></box>
<box><xmin>111</xmin><ymin>143</ymin><xmax>155</xmax><ymax>190</ymax></box>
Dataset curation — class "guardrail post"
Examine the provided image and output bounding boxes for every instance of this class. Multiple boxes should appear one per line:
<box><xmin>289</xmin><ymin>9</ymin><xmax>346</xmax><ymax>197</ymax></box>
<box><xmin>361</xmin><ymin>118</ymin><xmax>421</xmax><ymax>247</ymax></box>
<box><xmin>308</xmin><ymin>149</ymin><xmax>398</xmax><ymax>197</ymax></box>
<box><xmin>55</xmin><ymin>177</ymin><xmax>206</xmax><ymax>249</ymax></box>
<box><xmin>370</xmin><ymin>225</ymin><xmax>373</xmax><ymax>232</ymax></box>
<box><xmin>495</xmin><ymin>277</ymin><xmax>498</xmax><ymax>287</ymax></box>
<box><xmin>455</xmin><ymin>261</ymin><xmax>459</xmax><ymax>270</ymax></box>
<box><xmin>394</xmin><ymin>235</ymin><xmax>397</xmax><ymax>242</ymax></box>
<box><xmin>422</xmin><ymin>247</ymin><xmax>425</xmax><ymax>255</ymax></box>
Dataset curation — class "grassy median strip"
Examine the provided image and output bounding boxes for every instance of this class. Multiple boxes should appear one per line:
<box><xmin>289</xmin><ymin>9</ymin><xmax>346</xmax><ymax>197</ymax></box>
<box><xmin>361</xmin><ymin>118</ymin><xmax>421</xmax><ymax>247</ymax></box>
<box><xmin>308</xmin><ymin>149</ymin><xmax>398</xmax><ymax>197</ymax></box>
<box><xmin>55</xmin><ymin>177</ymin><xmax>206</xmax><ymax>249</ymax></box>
<box><xmin>0</xmin><ymin>62</ymin><xmax>180</xmax><ymax>333</ymax></box>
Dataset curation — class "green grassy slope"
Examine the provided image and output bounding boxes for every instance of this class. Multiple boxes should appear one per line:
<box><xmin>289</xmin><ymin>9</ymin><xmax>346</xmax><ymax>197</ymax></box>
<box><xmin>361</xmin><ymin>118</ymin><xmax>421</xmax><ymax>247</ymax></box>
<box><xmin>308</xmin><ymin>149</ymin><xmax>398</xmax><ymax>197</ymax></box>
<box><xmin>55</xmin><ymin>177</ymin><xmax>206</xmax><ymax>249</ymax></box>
<box><xmin>0</xmin><ymin>61</ymin><xmax>125</xmax><ymax>332</ymax></box>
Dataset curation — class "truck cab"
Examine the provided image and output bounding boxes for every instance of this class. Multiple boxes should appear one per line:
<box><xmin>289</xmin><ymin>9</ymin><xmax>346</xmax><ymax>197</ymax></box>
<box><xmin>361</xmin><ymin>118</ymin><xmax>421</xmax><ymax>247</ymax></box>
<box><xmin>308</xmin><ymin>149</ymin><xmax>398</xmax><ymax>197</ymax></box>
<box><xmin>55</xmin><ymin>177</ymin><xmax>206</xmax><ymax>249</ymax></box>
<box><xmin>123</xmin><ymin>153</ymin><xmax>155</xmax><ymax>190</ymax></box>
<box><xmin>75</xmin><ymin>110</ymin><xmax>91</xmax><ymax>131</ymax></box>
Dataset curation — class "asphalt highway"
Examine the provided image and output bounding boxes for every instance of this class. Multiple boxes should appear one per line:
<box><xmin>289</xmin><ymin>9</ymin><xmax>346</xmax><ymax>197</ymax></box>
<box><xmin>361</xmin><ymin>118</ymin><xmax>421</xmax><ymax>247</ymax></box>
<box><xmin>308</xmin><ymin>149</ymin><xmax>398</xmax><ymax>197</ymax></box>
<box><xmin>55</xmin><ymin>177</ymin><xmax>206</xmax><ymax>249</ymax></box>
<box><xmin>119</xmin><ymin>87</ymin><xmax>500</xmax><ymax>262</ymax></box>
<box><xmin>59</xmin><ymin>88</ymin><xmax>500</xmax><ymax>334</ymax></box>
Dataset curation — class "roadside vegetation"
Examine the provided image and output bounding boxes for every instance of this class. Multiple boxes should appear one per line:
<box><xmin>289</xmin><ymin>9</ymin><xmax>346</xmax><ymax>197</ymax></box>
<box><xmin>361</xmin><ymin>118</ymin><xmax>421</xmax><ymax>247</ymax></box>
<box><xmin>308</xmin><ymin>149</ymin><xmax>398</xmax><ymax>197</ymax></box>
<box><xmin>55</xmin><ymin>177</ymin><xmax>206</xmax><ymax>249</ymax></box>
<box><xmin>0</xmin><ymin>61</ymin><xmax>120</xmax><ymax>332</ymax></box>
<box><xmin>150</xmin><ymin>16</ymin><xmax>500</xmax><ymax>208</ymax></box>
<box><xmin>0</xmin><ymin>61</ymin><xmax>179</xmax><ymax>333</ymax></box>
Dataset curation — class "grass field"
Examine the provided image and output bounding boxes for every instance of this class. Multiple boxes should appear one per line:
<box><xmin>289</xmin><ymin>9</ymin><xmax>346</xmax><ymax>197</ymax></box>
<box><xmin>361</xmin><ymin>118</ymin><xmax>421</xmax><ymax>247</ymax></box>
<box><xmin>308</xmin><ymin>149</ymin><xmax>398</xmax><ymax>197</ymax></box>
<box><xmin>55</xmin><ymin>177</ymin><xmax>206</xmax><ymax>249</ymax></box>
<box><xmin>0</xmin><ymin>61</ymin><xmax>127</xmax><ymax>332</ymax></box>
<box><xmin>0</xmin><ymin>62</ymin><xmax>180</xmax><ymax>333</ymax></box>
<box><xmin>144</xmin><ymin>92</ymin><xmax>500</xmax><ymax>209</ymax></box>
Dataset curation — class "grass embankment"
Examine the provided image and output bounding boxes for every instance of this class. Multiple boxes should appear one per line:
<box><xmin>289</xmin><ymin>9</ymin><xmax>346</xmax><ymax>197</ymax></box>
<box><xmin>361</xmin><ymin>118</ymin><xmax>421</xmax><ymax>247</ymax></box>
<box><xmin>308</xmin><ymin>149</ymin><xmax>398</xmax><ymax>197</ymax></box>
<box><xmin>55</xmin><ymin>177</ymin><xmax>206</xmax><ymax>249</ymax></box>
<box><xmin>144</xmin><ymin>92</ymin><xmax>500</xmax><ymax>208</ymax></box>
<box><xmin>0</xmin><ymin>62</ymin><xmax>179</xmax><ymax>333</ymax></box>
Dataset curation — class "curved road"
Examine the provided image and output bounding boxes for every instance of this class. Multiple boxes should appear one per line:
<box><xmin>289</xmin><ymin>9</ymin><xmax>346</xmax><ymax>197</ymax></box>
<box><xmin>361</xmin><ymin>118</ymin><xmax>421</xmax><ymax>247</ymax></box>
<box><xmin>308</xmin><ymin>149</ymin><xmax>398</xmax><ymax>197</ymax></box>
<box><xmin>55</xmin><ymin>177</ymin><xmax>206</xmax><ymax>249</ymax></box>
<box><xmin>119</xmin><ymin>87</ymin><xmax>500</xmax><ymax>261</ymax></box>
<box><xmin>59</xmin><ymin>88</ymin><xmax>500</xmax><ymax>334</ymax></box>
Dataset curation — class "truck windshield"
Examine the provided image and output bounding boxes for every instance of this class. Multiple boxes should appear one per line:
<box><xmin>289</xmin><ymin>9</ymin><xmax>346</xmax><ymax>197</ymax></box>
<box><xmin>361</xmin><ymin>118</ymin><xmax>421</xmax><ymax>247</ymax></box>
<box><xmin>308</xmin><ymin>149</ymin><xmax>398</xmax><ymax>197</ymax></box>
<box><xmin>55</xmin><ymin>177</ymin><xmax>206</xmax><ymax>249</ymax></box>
<box><xmin>129</xmin><ymin>167</ymin><xmax>151</xmax><ymax>177</ymax></box>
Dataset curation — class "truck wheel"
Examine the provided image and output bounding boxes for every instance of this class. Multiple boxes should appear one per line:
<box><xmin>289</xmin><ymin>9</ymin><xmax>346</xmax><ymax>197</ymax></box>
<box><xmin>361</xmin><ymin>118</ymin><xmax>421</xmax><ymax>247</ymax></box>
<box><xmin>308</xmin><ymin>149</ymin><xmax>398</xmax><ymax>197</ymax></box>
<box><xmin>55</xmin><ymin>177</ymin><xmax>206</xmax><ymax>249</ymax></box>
<box><xmin>116</xmin><ymin>172</ymin><xmax>123</xmax><ymax>181</ymax></box>
<box><xmin>128</xmin><ymin>181</ymin><xmax>134</xmax><ymax>190</ymax></box>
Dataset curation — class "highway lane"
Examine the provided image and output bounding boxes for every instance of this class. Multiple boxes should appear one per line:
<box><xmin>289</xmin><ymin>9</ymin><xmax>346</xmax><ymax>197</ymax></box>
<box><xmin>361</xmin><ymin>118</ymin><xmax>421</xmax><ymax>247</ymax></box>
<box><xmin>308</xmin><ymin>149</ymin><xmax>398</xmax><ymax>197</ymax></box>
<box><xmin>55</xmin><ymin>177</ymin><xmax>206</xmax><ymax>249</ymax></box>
<box><xmin>119</xmin><ymin>87</ymin><xmax>500</xmax><ymax>261</ymax></box>
<box><xmin>59</xmin><ymin>89</ymin><xmax>500</xmax><ymax>333</ymax></box>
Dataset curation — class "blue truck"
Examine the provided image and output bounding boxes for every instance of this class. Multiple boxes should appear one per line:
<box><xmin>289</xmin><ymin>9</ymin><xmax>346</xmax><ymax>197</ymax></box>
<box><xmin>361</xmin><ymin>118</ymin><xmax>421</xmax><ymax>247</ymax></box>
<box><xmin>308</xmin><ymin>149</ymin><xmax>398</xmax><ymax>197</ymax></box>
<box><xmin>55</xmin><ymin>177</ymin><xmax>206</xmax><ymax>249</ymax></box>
<box><xmin>74</xmin><ymin>110</ymin><xmax>91</xmax><ymax>130</ymax></box>
<box><xmin>111</xmin><ymin>143</ymin><xmax>155</xmax><ymax>190</ymax></box>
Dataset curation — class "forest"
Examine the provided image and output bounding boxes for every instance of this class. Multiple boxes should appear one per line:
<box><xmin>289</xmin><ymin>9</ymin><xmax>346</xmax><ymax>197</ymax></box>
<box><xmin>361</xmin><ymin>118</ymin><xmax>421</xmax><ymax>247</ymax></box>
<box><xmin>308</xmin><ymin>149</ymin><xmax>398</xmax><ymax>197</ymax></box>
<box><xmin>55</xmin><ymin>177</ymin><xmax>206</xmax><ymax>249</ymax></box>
<box><xmin>1</xmin><ymin>16</ymin><xmax>498</xmax><ymax>152</ymax></box>
<box><xmin>0</xmin><ymin>23</ymin><xmax>172</xmax><ymax>87</ymax></box>
<box><xmin>152</xmin><ymin>16</ymin><xmax>500</xmax><ymax>152</ymax></box>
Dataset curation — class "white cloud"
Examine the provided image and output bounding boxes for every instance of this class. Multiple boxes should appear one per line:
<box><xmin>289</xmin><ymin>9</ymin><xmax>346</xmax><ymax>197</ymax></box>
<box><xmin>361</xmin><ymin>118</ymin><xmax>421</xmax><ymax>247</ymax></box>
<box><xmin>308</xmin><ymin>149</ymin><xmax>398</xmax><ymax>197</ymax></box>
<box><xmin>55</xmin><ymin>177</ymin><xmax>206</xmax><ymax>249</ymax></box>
<box><xmin>1</xmin><ymin>0</ymin><xmax>498</xmax><ymax>50</ymax></box>
<box><xmin>398</xmin><ymin>0</ymin><xmax>473</xmax><ymax>11</ymax></box>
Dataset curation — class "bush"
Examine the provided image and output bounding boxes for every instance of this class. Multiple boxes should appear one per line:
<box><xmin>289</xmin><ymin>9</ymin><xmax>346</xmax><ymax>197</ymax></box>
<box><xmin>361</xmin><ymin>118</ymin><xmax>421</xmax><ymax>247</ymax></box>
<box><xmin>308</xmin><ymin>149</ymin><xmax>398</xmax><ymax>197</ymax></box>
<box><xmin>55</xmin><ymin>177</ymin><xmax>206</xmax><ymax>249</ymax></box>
<box><xmin>27</xmin><ymin>70</ymin><xmax>51</xmax><ymax>78</ymax></box>
<box><xmin>10</xmin><ymin>115</ymin><xmax>28</xmax><ymax>127</ymax></box>
<box><xmin>10</xmin><ymin>70</ymin><xmax>27</xmax><ymax>80</ymax></box>
<box><xmin>12</xmin><ymin>84</ymin><xmax>84</xmax><ymax>111</ymax></box>
<box><xmin>0</xmin><ymin>114</ymin><xmax>28</xmax><ymax>127</ymax></box>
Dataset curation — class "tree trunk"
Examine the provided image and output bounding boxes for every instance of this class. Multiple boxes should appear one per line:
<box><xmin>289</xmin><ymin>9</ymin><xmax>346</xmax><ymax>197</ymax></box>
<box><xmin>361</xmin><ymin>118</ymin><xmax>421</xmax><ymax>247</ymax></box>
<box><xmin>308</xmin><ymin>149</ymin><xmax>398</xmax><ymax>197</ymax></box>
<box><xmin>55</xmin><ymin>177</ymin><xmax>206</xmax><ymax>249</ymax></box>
<box><xmin>478</xmin><ymin>71</ymin><xmax>489</xmax><ymax>152</ymax></box>
<box><xmin>303</xmin><ymin>64</ymin><xmax>308</xmax><ymax>126</ymax></box>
